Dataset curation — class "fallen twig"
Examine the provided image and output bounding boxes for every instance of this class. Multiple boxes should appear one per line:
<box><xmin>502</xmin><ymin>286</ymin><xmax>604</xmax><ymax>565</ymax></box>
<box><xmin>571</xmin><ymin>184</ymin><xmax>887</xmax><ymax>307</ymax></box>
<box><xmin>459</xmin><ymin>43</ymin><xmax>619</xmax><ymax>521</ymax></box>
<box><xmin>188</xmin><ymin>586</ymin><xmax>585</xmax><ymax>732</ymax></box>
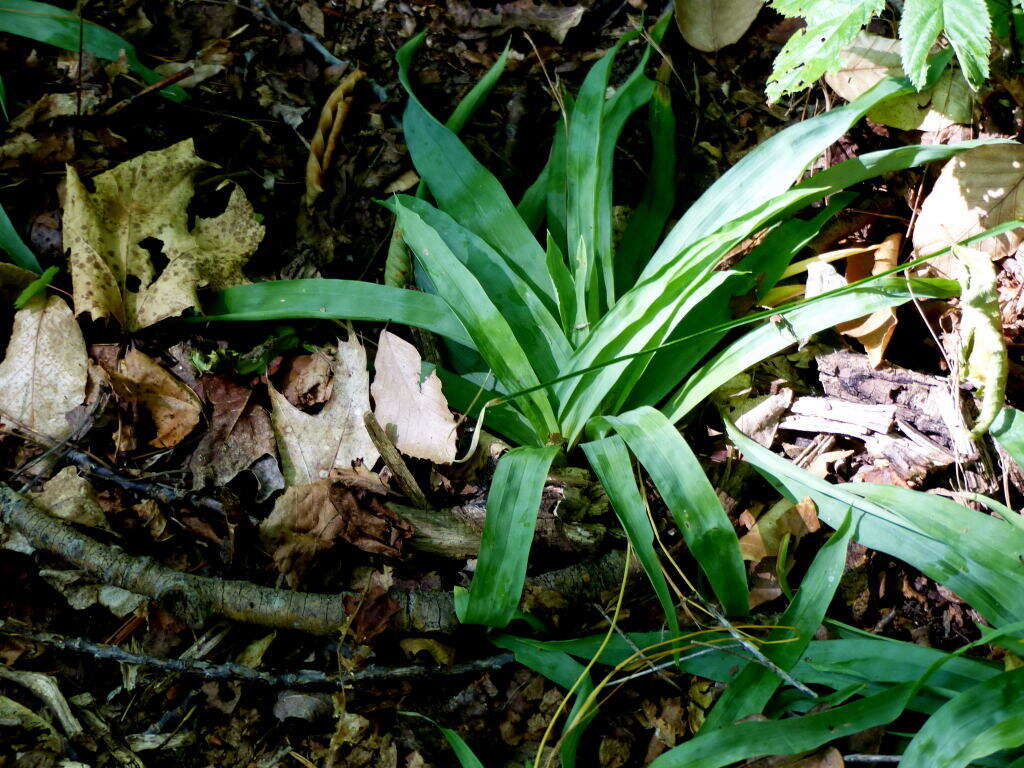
<box><xmin>0</xmin><ymin>483</ymin><xmax>632</xmax><ymax>633</ymax></box>
<box><xmin>0</xmin><ymin>620</ymin><xmax>514</xmax><ymax>691</ymax></box>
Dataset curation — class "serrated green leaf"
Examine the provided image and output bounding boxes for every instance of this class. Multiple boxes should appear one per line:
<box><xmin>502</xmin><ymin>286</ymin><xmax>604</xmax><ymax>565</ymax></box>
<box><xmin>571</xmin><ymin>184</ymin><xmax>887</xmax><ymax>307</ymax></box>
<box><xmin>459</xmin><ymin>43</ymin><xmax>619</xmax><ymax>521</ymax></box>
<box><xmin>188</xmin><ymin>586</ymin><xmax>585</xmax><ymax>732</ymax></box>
<box><xmin>767</xmin><ymin>0</ymin><xmax>886</xmax><ymax>101</ymax></box>
<box><xmin>901</xmin><ymin>0</ymin><xmax>992</xmax><ymax>89</ymax></box>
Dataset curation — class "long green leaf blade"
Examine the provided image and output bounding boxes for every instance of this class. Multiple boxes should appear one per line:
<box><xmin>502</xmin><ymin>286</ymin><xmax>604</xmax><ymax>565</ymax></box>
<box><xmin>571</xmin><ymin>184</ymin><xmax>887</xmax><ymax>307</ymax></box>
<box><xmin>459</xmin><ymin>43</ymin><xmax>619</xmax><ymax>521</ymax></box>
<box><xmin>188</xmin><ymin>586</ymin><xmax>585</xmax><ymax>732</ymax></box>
<box><xmin>396</xmin><ymin>34</ymin><xmax>555</xmax><ymax>307</ymax></box>
<box><xmin>456</xmin><ymin>445</ymin><xmax>559</xmax><ymax>627</ymax></box>
<box><xmin>0</xmin><ymin>0</ymin><xmax>186</xmax><ymax>101</ymax></box>
<box><xmin>665</xmin><ymin>276</ymin><xmax>959</xmax><ymax>421</ymax></box>
<box><xmin>901</xmin><ymin>666</ymin><xmax>1024</xmax><ymax>768</ymax></box>
<box><xmin>582</xmin><ymin>436</ymin><xmax>680</xmax><ymax>637</ymax></box>
<box><xmin>607</xmin><ymin>407</ymin><xmax>748</xmax><ymax>615</ymax></box>
<box><xmin>194</xmin><ymin>279</ymin><xmax>474</xmax><ymax>347</ymax></box>
<box><xmin>396</xmin><ymin>201</ymin><xmax>558</xmax><ymax>433</ymax></box>
<box><xmin>703</xmin><ymin>513</ymin><xmax>854</xmax><ymax>729</ymax></box>
<box><xmin>726</xmin><ymin>419</ymin><xmax>1024</xmax><ymax>628</ymax></box>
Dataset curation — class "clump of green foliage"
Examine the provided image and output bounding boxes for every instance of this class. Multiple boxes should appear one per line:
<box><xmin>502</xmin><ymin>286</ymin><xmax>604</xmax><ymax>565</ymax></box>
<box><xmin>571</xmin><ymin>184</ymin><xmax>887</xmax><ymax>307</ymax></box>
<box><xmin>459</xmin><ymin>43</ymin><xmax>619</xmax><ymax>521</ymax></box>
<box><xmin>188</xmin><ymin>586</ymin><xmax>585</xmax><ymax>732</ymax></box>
<box><xmin>200</xmin><ymin>18</ymin><xmax>1024</xmax><ymax>768</ymax></box>
<box><xmin>766</xmin><ymin>0</ymin><xmax>1018</xmax><ymax>100</ymax></box>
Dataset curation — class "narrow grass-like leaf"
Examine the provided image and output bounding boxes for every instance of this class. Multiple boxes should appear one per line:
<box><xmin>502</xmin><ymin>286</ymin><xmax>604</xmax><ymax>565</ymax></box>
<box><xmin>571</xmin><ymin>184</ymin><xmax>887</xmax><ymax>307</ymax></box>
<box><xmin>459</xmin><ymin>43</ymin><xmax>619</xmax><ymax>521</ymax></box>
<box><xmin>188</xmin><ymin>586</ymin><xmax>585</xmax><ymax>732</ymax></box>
<box><xmin>0</xmin><ymin>203</ymin><xmax>40</xmax><ymax>272</ymax></box>
<box><xmin>193</xmin><ymin>279</ymin><xmax>474</xmax><ymax>346</ymax></box>
<box><xmin>396</xmin><ymin>34</ymin><xmax>555</xmax><ymax>307</ymax></box>
<box><xmin>0</xmin><ymin>0</ymin><xmax>186</xmax><ymax>101</ymax></box>
<box><xmin>607</xmin><ymin>407</ymin><xmax>748</xmax><ymax>615</ymax></box>
<box><xmin>396</xmin><ymin>201</ymin><xmax>558</xmax><ymax>433</ymax></box>
<box><xmin>0</xmin><ymin>75</ymin><xmax>8</xmax><ymax>121</ymax></box>
<box><xmin>648</xmin><ymin>682</ymin><xmax>916</xmax><ymax>768</ymax></box>
<box><xmin>13</xmin><ymin>265</ymin><xmax>58</xmax><ymax>308</ymax></box>
<box><xmin>901</xmin><ymin>666</ymin><xmax>1024</xmax><ymax>768</ymax></box>
<box><xmin>665</xmin><ymin>276</ymin><xmax>958</xmax><ymax>421</ymax></box>
<box><xmin>615</xmin><ymin>63</ymin><xmax>676</xmax><ymax>291</ymax></box>
<box><xmin>388</xmin><ymin>195</ymin><xmax>571</xmax><ymax>381</ymax></box>
<box><xmin>726</xmin><ymin>420</ymin><xmax>1024</xmax><ymax>628</ymax></box>
<box><xmin>642</xmin><ymin>58</ymin><xmax>950</xmax><ymax>280</ymax></box>
<box><xmin>493</xmin><ymin>634</ymin><xmax>595</xmax><ymax>768</ymax></box>
<box><xmin>431</xmin><ymin>366</ymin><xmax>539</xmax><ymax>447</ymax></box>
<box><xmin>402</xmin><ymin>712</ymin><xmax>485</xmax><ymax>768</ymax></box>
<box><xmin>703</xmin><ymin>513</ymin><xmax>854</xmax><ymax>729</ymax></box>
<box><xmin>622</xmin><ymin>195</ymin><xmax>853</xmax><ymax>412</ymax></box>
<box><xmin>545</xmin><ymin>233</ymin><xmax>577</xmax><ymax>336</ymax></box>
<box><xmin>582</xmin><ymin>436</ymin><xmax>680</xmax><ymax>637</ymax></box>
<box><xmin>457</xmin><ymin>445</ymin><xmax>559</xmax><ymax>627</ymax></box>
<box><xmin>566</xmin><ymin>32</ymin><xmax>636</xmax><ymax>316</ymax></box>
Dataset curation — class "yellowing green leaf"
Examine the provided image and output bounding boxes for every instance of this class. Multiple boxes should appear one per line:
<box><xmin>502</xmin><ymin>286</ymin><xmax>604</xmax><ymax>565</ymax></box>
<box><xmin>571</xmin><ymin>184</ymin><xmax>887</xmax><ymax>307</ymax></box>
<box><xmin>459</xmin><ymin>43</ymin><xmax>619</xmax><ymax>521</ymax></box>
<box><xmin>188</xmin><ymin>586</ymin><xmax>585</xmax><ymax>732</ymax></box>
<box><xmin>65</xmin><ymin>139</ymin><xmax>263</xmax><ymax>330</ymax></box>
<box><xmin>0</xmin><ymin>295</ymin><xmax>87</xmax><ymax>438</ymax></box>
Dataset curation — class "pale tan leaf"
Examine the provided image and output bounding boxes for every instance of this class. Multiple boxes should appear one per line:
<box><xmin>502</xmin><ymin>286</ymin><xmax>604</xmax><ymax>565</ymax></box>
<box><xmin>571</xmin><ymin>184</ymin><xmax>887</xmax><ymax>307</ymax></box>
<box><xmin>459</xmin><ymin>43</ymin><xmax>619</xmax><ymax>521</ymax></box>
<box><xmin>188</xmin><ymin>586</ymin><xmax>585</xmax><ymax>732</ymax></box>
<box><xmin>269</xmin><ymin>334</ymin><xmax>379</xmax><ymax>485</ymax></box>
<box><xmin>33</xmin><ymin>467</ymin><xmax>110</xmax><ymax>531</ymax></box>
<box><xmin>740</xmin><ymin>497</ymin><xmax>819</xmax><ymax>561</ymax></box>
<box><xmin>65</xmin><ymin>139</ymin><xmax>263</xmax><ymax>330</ymax></box>
<box><xmin>0</xmin><ymin>295</ymin><xmax>87</xmax><ymax>438</ymax></box>
<box><xmin>371</xmin><ymin>331</ymin><xmax>457</xmax><ymax>464</ymax></box>
<box><xmin>913</xmin><ymin>144</ymin><xmax>1024</xmax><ymax>267</ymax></box>
<box><xmin>108</xmin><ymin>349</ymin><xmax>201</xmax><ymax>448</ymax></box>
<box><xmin>836</xmin><ymin>234</ymin><xmax>901</xmax><ymax>367</ymax></box>
<box><xmin>824</xmin><ymin>32</ymin><xmax>972</xmax><ymax>132</ymax></box>
<box><xmin>675</xmin><ymin>0</ymin><xmax>763</xmax><ymax>52</ymax></box>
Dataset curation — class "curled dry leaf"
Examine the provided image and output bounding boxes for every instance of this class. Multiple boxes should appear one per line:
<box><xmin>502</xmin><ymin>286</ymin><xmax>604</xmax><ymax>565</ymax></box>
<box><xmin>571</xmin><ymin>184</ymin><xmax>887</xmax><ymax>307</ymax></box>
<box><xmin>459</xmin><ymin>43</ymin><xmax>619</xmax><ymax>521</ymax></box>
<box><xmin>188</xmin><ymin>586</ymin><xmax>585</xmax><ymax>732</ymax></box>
<box><xmin>65</xmin><ymin>139</ymin><xmax>264</xmax><ymax>330</ymax></box>
<box><xmin>281</xmin><ymin>351</ymin><xmax>333</xmax><ymax>407</ymax></box>
<box><xmin>824</xmin><ymin>32</ymin><xmax>972</xmax><ymax>131</ymax></box>
<box><xmin>108</xmin><ymin>349</ymin><xmax>201</xmax><ymax>448</ymax></box>
<box><xmin>305</xmin><ymin>69</ymin><xmax>364</xmax><ymax>207</ymax></box>
<box><xmin>913</xmin><ymin>144</ymin><xmax>1024</xmax><ymax>268</ymax></box>
<box><xmin>371</xmin><ymin>331</ymin><xmax>457</xmax><ymax>464</ymax></box>
<box><xmin>0</xmin><ymin>295</ymin><xmax>87</xmax><ymax>439</ymax></box>
<box><xmin>260</xmin><ymin>480</ymin><xmax>412</xmax><ymax>586</ymax></box>
<box><xmin>269</xmin><ymin>334</ymin><xmax>379</xmax><ymax>486</ymax></box>
<box><xmin>836</xmin><ymin>233</ymin><xmax>901</xmax><ymax>367</ymax></box>
<box><xmin>188</xmin><ymin>376</ymin><xmax>276</xmax><ymax>489</ymax></box>
<box><xmin>675</xmin><ymin>0</ymin><xmax>763</xmax><ymax>53</ymax></box>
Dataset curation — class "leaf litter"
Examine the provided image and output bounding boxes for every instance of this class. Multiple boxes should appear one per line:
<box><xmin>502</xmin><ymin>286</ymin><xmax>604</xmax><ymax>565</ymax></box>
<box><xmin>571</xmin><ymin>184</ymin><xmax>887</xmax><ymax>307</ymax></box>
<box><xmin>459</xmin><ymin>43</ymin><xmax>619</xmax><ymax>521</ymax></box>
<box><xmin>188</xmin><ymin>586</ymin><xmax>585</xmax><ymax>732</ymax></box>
<box><xmin>2</xmin><ymin>3</ymin><xmax>1024</xmax><ymax>767</ymax></box>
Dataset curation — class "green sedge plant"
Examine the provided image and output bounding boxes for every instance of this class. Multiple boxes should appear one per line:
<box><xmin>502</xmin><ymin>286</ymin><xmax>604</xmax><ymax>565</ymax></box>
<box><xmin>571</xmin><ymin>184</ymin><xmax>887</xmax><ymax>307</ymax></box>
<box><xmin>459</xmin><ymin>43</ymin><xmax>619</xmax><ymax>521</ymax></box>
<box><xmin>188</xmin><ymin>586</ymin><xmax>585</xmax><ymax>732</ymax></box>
<box><xmin>198</xmin><ymin>21</ymin><xmax>1024</xmax><ymax>767</ymax></box>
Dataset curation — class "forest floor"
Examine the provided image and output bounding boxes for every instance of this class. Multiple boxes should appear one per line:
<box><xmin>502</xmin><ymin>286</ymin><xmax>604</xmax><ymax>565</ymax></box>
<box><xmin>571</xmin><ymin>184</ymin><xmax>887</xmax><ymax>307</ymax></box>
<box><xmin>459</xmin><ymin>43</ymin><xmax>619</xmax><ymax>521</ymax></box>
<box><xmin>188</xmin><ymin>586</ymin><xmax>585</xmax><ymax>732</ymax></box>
<box><xmin>2</xmin><ymin>1</ymin><xmax>1024</xmax><ymax>767</ymax></box>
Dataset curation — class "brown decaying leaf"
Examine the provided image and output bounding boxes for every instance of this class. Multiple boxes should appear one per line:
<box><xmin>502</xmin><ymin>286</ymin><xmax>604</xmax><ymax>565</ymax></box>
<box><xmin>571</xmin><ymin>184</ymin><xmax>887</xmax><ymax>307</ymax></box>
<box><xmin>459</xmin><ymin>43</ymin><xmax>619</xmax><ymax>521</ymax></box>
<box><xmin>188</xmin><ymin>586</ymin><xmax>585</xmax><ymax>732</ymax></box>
<box><xmin>260</xmin><ymin>480</ymin><xmax>412</xmax><ymax>586</ymax></box>
<box><xmin>108</xmin><ymin>349</ymin><xmax>201</xmax><ymax>448</ymax></box>
<box><xmin>824</xmin><ymin>32</ymin><xmax>972</xmax><ymax>131</ymax></box>
<box><xmin>836</xmin><ymin>233</ymin><xmax>901</xmax><ymax>367</ymax></box>
<box><xmin>269</xmin><ymin>334</ymin><xmax>380</xmax><ymax>486</ymax></box>
<box><xmin>675</xmin><ymin>0</ymin><xmax>763</xmax><ymax>52</ymax></box>
<box><xmin>913</xmin><ymin>144</ymin><xmax>1024</xmax><ymax>268</ymax></box>
<box><xmin>371</xmin><ymin>330</ymin><xmax>458</xmax><ymax>463</ymax></box>
<box><xmin>305</xmin><ymin>69</ymin><xmax>365</xmax><ymax>207</ymax></box>
<box><xmin>740</xmin><ymin>497</ymin><xmax>819</xmax><ymax>561</ymax></box>
<box><xmin>64</xmin><ymin>139</ymin><xmax>264</xmax><ymax>330</ymax></box>
<box><xmin>32</xmin><ymin>467</ymin><xmax>110</xmax><ymax>532</ymax></box>
<box><xmin>188</xmin><ymin>376</ymin><xmax>276</xmax><ymax>489</ymax></box>
<box><xmin>0</xmin><ymin>295</ymin><xmax>88</xmax><ymax>439</ymax></box>
<box><xmin>281</xmin><ymin>351</ymin><xmax>333</xmax><ymax>407</ymax></box>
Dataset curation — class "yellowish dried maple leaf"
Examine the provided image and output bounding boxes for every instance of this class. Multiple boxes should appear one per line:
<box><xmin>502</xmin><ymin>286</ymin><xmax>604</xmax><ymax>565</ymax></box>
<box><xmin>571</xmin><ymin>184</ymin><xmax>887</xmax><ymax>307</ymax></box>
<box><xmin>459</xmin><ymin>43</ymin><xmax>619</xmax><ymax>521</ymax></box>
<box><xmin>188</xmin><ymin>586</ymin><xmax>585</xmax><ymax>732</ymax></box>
<box><xmin>64</xmin><ymin>139</ymin><xmax>263</xmax><ymax>330</ymax></box>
